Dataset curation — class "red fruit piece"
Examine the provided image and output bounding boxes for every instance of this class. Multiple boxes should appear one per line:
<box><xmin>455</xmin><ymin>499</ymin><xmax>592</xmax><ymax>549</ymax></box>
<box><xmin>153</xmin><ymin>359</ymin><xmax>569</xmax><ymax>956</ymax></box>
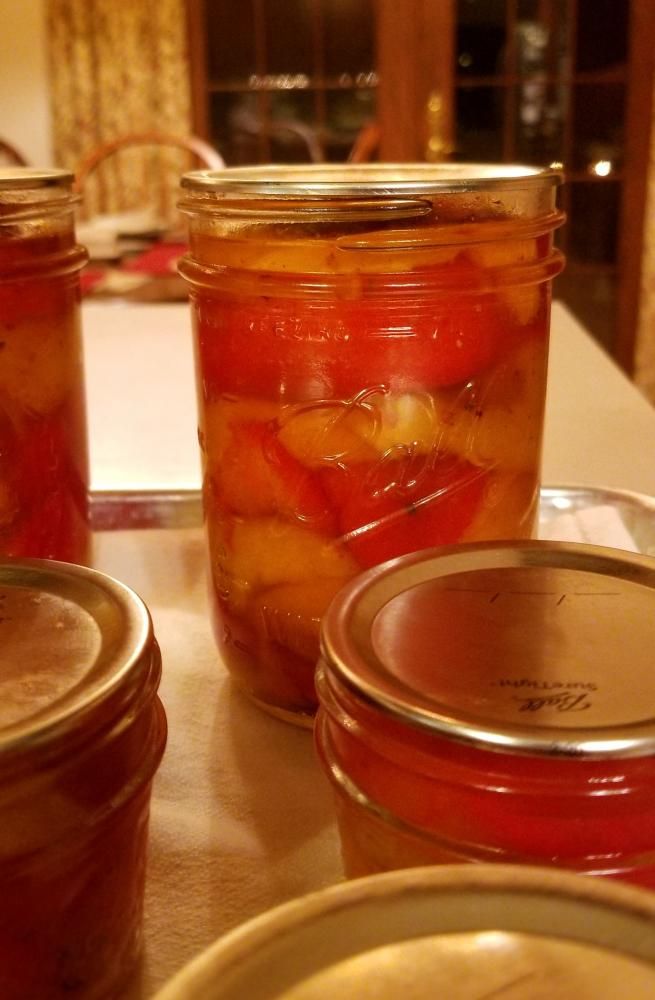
<box><xmin>194</xmin><ymin>258</ymin><xmax>511</xmax><ymax>402</ymax></box>
<box><xmin>322</xmin><ymin>451</ymin><xmax>488</xmax><ymax>568</ymax></box>
<box><xmin>334</xmin><ymin>256</ymin><xmax>510</xmax><ymax>395</ymax></box>
<box><xmin>5</xmin><ymin>488</ymin><xmax>75</xmax><ymax>561</ymax></box>
<box><xmin>1</xmin><ymin>412</ymin><xmax>88</xmax><ymax>561</ymax></box>
<box><xmin>217</xmin><ymin>420</ymin><xmax>337</xmax><ymax>534</ymax></box>
<box><xmin>0</xmin><ymin>277</ymin><xmax>72</xmax><ymax>329</ymax></box>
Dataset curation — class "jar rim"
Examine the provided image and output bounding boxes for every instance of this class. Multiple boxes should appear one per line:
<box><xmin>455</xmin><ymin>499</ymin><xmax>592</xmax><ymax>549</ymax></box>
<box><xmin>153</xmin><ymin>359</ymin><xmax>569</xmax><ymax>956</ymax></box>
<box><xmin>180</xmin><ymin>162</ymin><xmax>562</xmax><ymax>199</ymax></box>
<box><xmin>319</xmin><ymin>539</ymin><xmax>655</xmax><ymax>760</ymax></box>
<box><xmin>0</xmin><ymin>167</ymin><xmax>74</xmax><ymax>190</ymax></box>
<box><xmin>0</xmin><ymin>558</ymin><xmax>160</xmax><ymax>768</ymax></box>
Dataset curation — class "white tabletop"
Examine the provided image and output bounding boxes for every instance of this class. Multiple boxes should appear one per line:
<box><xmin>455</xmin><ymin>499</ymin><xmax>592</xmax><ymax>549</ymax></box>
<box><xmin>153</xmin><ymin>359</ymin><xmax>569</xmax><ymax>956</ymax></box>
<box><xmin>82</xmin><ymin>299</ymin><xmax>655</xmax><ymax>497</ymax></box>
<box><xmin>81</xmin><ymin>298</ymin><xmax>655</xmax><ymax>998</ymax></box>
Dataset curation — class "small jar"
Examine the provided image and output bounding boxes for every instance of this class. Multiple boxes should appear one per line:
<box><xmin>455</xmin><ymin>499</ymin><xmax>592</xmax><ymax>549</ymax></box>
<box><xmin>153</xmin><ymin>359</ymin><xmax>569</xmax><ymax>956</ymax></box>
<box><xmin>315</xmin><ymin>540</ymin><xmax>655</xmax><ymax>888</ymax></box>
<box><xmin>153</xmin><ymin>865</ymin><xmax>655</xmax><ymax>999</ymax></box>
<box><xmin>0</xmin><ymin>168</ymin><xmax>90</xmax><ymax>563</ymax></box>
<box><xmin>178</xmin><ymin>164</ymin><xmax>565</xmax><ymax>725</ymax></box>
<box><xmin>0</xmin><ymin>557</ymin><xmax>167</xmax><ymax>999</ymax></box>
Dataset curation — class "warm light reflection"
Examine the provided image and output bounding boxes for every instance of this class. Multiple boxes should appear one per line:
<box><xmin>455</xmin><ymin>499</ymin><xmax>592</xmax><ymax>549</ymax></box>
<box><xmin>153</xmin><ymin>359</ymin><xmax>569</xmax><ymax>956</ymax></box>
<box><xmin>591</xmin><ymin>159</ymin><xmax>613</xmax><ymax>177</ymax></box>
<box><xmin>472</xmin><ymin>930</ymin><xmax>518</xmax><ymax>953</ymax></box>
<box><xmin>552</xmin><ymin>496</ymin><xmax>573</xmax><ymax>510</ymax></box>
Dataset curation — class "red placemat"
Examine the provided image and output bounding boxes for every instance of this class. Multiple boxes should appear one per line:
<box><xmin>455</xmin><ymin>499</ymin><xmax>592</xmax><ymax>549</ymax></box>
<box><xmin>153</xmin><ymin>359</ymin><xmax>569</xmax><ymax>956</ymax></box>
<box><xmin>121</xmin><ymin>241</ymin><xmax>187</xmax><ymax>276</ymax></box>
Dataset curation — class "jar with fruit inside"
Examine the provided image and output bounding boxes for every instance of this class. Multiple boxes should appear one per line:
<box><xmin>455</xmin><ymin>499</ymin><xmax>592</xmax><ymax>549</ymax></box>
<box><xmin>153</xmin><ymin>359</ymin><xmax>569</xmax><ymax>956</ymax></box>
<box><xmin>0</xmin><ymin>169</ymin><xmax>90</xmax><ymax>563</ymax></box>
<box><xmin>178</xmin><ymin>164</ymin><xmax>564</xmax><ymax>724</ymax></box>
<box><xmin>315</xmin><ymin>540</ymin><xmax>655</xmax><ymax>888</ymax></box>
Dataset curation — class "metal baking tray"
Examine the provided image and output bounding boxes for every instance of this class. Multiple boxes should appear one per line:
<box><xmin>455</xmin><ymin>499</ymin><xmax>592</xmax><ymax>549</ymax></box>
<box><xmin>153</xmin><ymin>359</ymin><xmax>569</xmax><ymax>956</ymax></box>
<box><xmin>90</xmin><ymin>484</ymin><xmax>655</xmax><ymax>557</ymax></box>
<box><xmin>90</xmin><ymin>489</ymin><xmax>202</xmax><ymax>531</ymax></box>
<box><xmin>539</xmin><ymin>484</ymin><xmax>655</xmax><ymax>556</ymax></box>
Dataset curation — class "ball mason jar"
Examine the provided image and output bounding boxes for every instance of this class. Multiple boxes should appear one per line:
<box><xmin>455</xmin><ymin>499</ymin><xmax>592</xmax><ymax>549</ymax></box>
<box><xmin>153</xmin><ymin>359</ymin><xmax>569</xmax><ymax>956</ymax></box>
<box><xmin>315</xmin><ymin>540</ymin><xmax>655</xmax><ymax>889</ymax></box>
<box><xmin>0</xmin><ymin>558</ymin><xmax>167</xmax><ymax>999</ymax></box>
<box><xmin>0</xmin><ymin>168</ymin><xmax>90</xmax><ymax>563</ymax></box>
<box><xmin>178</xmin><ymin>164</ymin><xmax>564</xmax><ymax>725</ymax></box>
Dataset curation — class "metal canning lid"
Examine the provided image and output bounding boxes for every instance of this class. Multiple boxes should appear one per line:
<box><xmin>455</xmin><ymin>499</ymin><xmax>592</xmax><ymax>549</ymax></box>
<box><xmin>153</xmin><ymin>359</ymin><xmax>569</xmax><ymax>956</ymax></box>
<box><xmin>153</xmin><ymin>865</ymin><xmax>655</xmax><ymax>999</ymax></box>
<box><xmin>0</xmin><ymin>167</ymin><xmax>74</xmax><ymax>190</ymax></box>
<box><xmin>180</xmin><ymin>162</ymin><xmax>561</xmax><ymax>198</ymax></box>
<box><xmin>319</xmin><ymin>540</ymin><xmax>655</xmax><ymax>759</ymax></box>
<box><xmin>0</xmin><ymin>558</ymin><xmax>160</xmax><ymax>764</ymax></box>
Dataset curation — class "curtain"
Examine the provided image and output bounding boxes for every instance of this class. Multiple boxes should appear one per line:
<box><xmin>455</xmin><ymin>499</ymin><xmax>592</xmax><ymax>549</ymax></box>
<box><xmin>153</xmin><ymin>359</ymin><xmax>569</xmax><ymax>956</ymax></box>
<box><xmin>635</xmin><ymin>84</ymin><xmax>655</xmax><ymax>406</ymax></box>
<box><xmin>46</xmin><ymin>0</ymin><xmax>194</xmax><ymax>218</ymax></box>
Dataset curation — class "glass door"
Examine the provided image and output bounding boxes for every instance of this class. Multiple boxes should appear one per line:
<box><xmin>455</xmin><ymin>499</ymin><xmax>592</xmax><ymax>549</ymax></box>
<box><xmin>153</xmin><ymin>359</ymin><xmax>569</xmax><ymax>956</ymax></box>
<box><xmin>187</xmin><ymin>0</ymin><xmax>654</xmax><ymax>367</ymax></box>
<box><xmin>187</xmin><ymin>0</ymin><xmax>378</xmax><ymax>164</ymax></box>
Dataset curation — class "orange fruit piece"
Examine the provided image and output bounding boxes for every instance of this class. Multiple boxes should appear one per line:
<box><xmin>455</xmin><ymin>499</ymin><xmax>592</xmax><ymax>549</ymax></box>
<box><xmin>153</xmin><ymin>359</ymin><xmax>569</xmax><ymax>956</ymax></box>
<box><xmin>225</xmin><ymin>516</ymin><xmax>358</xmax><ymax>592</ymax></box>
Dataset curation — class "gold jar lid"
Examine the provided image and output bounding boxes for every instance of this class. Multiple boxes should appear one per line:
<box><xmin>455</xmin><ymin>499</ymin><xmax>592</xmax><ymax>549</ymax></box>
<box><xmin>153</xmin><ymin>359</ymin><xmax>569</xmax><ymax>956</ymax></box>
<box><xmin>179</xmin><ymin>163</ymin><xmax>563</xmax><ymax>227</ymax></box>
<box><xmin>180</xmin><ymin>162</ymin><xmax>561</xmax><ymax>198</ymax></box>
<box><xmin>319</xmin><ymin>541</ymin><xmax>655</xmax><ymax>759</ymax></box>
<box><xmin>153</xmin><ymin>865</ymin><xmax>655</xmax><ymax>999</ymax></box>
<box><xmin>0</xmin><ymin>558</ymin><xmax>160</xmax><ymax>769</ymax></box>
<box><xmin>0</xmin><ymin>167</ymin><xmax>77</xmax><ymax>223</ymax></box>
<box><xmin>0</xmin><ymin>167</ymin><xmax>74</xmax><ymax>190</ymax></box>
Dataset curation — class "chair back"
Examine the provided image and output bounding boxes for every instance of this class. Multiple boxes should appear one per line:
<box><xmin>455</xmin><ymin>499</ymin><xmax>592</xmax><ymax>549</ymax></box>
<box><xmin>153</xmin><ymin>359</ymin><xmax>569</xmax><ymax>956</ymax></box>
<box><xmin>74</xmin><ymin>131</ymin><xmax>224</xmax><ymax>228</ymax></box>
<box><xmin>348</xmin><ymin>122</ymin><xmax>381</xmax><ymax>163</ymax></box>
<box><xmin>0</xmin><ymin>139</ymin><xmax>30</xmax><ymax>167</ymax></box>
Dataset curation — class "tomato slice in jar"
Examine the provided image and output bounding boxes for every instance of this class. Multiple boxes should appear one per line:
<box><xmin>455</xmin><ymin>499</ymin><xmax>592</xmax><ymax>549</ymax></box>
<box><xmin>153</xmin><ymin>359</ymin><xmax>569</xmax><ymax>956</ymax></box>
<box><xmin>193</xmin><ymin>258</ymin><xmax>513</xmax><ymax>402</ymax></box>
<box><xmin>321</xmin><ymin>451</ymin><xmax>488</xmax><ymax>568</ymax></box>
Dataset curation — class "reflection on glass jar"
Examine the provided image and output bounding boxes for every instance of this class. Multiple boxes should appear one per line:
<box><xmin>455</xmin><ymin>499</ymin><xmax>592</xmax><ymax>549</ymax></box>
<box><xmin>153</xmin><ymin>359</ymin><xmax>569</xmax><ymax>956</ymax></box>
<box><xmin>178</xmin><ymin>163</ymin><xmax>564</xmax><ymax>724</ymax></box>
<box><xmin>0</xmin><ymin>169</ymin><xmax>90</xmax><ymax>563</ymax></box>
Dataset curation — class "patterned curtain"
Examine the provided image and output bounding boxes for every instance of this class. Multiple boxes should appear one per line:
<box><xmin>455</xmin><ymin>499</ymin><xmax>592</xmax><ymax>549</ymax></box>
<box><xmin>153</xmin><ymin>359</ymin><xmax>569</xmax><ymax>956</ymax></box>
<box><xmin>635</xmin><ymin>84</ymin><xmax>655</xmax><ymax>406</ymax></box>
<box><xmin>46</xmin><ymin>0</ymin><xmax>195</xmax><ymax>220</ymax></box>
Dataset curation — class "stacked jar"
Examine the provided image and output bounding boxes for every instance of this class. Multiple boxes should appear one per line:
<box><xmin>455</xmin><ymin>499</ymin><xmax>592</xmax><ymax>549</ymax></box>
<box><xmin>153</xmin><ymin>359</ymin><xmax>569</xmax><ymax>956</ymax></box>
<box><xmin>178</xmin><ymin>163</ymin><xmax>564</xmax><ymax>725</ymax></box>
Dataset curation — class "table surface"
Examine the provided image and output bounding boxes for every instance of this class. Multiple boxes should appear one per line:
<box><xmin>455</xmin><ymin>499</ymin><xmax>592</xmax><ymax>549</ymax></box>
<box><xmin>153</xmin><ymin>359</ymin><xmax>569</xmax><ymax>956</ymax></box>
<box><xmin>83</xmin><ymin>299</ymin><xmax>655</xmax><ymax>497</ymax></box>
<box><xmin>81</xmin><ymin>299</ymin><xmax>655</xmax><ymax>997</ymax></box>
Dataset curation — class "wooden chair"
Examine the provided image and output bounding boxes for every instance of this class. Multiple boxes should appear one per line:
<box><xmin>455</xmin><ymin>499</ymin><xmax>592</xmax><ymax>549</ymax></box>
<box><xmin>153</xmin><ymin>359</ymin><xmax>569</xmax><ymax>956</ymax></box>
<box><xmin>0</xmin><ymin>138</ymin><xmax>30</xmax><ymax>167</ymax></box>
<box><xmin>348</xmin><ymin>121</ymin><xmax>381</xmax><ymax>164</ymax></box>
<box><xmin>73</xmin><ymin>130</ymin><xmax>224</xmax><ymax>227</ymax></box>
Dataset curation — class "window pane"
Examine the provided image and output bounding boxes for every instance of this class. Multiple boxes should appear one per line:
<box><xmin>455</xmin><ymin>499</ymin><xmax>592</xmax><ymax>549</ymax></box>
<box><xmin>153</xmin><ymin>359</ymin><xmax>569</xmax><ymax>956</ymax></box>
<box><xmin>568</xmin><ymin>180</ymin><xmax>620</xmax><ymax>265</ymax></box>
<box><xmin>324</xmin><ymin>87</ymin><xmax>376</xmax><ymax>161</ymax></box>
<box><xmin>513</xmin><ymin>6</ymin><xmax>568</xmax><ymax>165</ymax></box>
<box><xmin>456</xmin><ymin>0</ymin><xmax>507</xmax><ymax>77</ymax></box>
<box><xmin>575</xmin><ymin>0</ymin><xmax>628</xmax><ymax>73</ymax></box>
<box><xmin>571</xmin><ymin>84</ymin><xmax>624</xmax><ymax>173</ymax></box>
<box><xmin>554</xmin><ymin>268</ymin><xmax>617</xmax><ymax>353</ymax></box>
<box><xmin>206</xmin><ymin>0</ymin><xmax>256</xmax><ymax>84</ymax></box>
<box><xmin>516</xmin><ymin>2</ymin><xmax>568</xmax><ymax>78</ymax></box>
<box><xmin>322</xmin><ymin>0</ymin><xmax>375</xmax><ymax>77</ymax></box>
<box><xmin>514</xmin><ymin>80</ymin><xmax>566</xmax><ymax>165</ymax></box>
<box><xmin>454</xmin><ymin>87</ymin><xmax>504</xmax><ymax>161</ymax></box>
<box><xmin>264</xmin><ymin>0</ymin><xmax>315</xmax><ymax>76</ymax></box>
<box><xmin>209</xmin><ymin>92</ymin><xmax>263</xmax><ymax>165</ymax></box>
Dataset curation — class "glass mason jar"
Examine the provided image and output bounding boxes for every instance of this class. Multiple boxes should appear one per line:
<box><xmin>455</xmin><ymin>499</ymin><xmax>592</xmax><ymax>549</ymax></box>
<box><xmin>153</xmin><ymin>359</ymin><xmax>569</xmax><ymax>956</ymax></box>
<box><xmin>0</xmin><ymin>558</ymin><xmax>167</xmax><ymax>999</ymax></box>
<box><xmin>0</xmin><ymin>168</ymin><xmax>90</xmax><ymax>563</ymax></box>
<box><xmin>178</xmin><ymin>164</ymin><xmax>564</xmax><ymax>725</ymax></box>
<box><xmin>315</xmin><ymin>540</ymin><xmax>655</xmax><ymax>889</ymax></box>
